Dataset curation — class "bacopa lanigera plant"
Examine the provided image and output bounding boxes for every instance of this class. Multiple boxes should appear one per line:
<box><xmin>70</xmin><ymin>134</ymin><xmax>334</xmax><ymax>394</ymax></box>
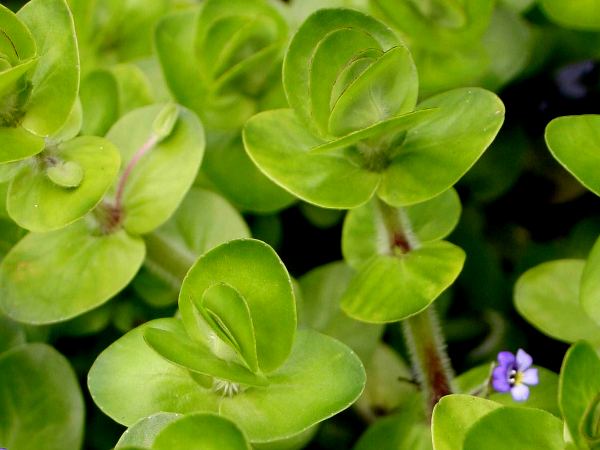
<box><xmin>3</xmin><ymin>0</ymin><xmax>600</xmax><ymax>449</ymax></box>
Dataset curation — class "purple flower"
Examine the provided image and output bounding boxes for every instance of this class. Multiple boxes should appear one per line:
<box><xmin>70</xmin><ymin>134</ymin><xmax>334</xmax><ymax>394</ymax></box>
<box><xmin>492</xmin><ymin>349</ymin><xmax>539</xmax><ymax>402</ymax></box>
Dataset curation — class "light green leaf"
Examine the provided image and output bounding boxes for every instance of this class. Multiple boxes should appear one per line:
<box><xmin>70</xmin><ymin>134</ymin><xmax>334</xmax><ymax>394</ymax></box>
<box><xmin>89</xmin><ymin>323</ymin><xmax>365</xmax><ymax>443</ymax></box>
<box><xmin>136</xmin><ymin>188</ymin><xmax>250</xmax><ymax>307</ymax></box>
<box><xmin>354</xmin><ymin>394</ymin><xmax>431</xmax><ymax>450</ymax></box>
<box><xmin>378</xmin><ymin>88</ymin><xmax>504</xmax><ymax>206</ymax></box>
<box><xmin>143</xmin><ymin>322</ymin><xmax>268</xmax><ymax>387</ymax></box>
<box><xmin>0</xmin><ymin>126</ymin><xmax>44</xmax><ymax>164</ymax></box>
<box><xmin>0</xmin><ymin>343</ymin><xmax>84</xmax><ymax>450</ymax></box>
<box><xmin>432</xmin><ymin>394</ymin><xmax>502</xmax><ymax>450</ymax></box>
<box><xmin>18</xmin><ymin>0</ymin><xmax>79</xmax><ymax>136</ymax></box>
<box><xmin>463</xmin><ymin>407</ymin><xmax>564</xmax><ymax>450</ymax></box>
<box><xmin>0</xmin><ymin>315</ymin><xmax>25</xmax><ymax>354</ymax></box>
<box><xmin>116</xmin><ymin>413</ymin><xmax>181</xmax><ymax>449</ymax></box>
<box><xmin>298</xmin><ymin>261</ymin><xmax>383</xmax><ymax>362</ymax></box>
<box><xmin>283</xmin><ymin>8</ymin><xmax>399</xmax><ymax>135</ymax></box>
<box><xmin>203</xmin><ymin>131</ymin><xmax>296</xmax><ymax>213</ymax></box>
<box><xmin>180</xmin><ymin>239</ymin><xmax>295</xmax><ymax>373</ymax></box>
<box><xmin>342</xmin><ymin>190</ymin><xmax>461</xmax><ymax>270</ymax></box>
<box><xmin>153</xmin><ymin>414</ymin><xmax>251</xmax><ymax>450</ymax></box>
<box><xmin>7</xmin><ymin>136</ymin><xmax>120</xmax><ymax>232</ymax></box>
<box><xmin>541</xmin><ymin>0</ymin><xmax>600</xmax><ymax>30</ymax></box>
<box><xmin>515</xmin><ymin>259</ymin><xmax>600</xmax><ymax>344</ymax></box>
<box><xmin>341</xmin><ymin>241</ymin><xmax>465</xmax><ymax>323</ymax></box>
<box><xmin>581</xmin><ymin>236</ymin><xmax>600</xmax><ymax>327</ymax></box>
<box><xmin>559</xmin><ymin>341</ymin><xmax>600</xmax><ymax>449</ymax></box>
<box><xmin>244</xmin><ymin>109</ymin><xmax>380</xmax><ymax>208</ymax></box>
<box><xmin>106</xmin><ymin>104</ymin><xmax>205</xmax><ymax>235</ymax></box>
<box><xmin>546</xmin><ymin>115</ymin><xmax>600</xmax><ymax>197</ymax></box>
<box><xmin>0</xmin><ymin>220</ymin><xmax>145</xmax><ymax>324</ymax></box>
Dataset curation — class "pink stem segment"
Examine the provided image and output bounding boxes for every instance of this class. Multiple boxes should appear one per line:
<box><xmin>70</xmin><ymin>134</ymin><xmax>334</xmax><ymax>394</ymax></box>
<box><xmin>114</xmin><ymin>134</ymin><xmax>159</xmax><ymax>210</ymax></box>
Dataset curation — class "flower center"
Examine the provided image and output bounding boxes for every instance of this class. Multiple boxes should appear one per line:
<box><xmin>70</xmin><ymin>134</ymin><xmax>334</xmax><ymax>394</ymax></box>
<box><xmin>508</xmin><ymin>368</ymin><xmax>523</xmax><ymax>387</ymax></box>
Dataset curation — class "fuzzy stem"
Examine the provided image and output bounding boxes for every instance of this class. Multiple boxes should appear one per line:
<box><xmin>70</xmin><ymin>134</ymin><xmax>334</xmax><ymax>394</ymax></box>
<box><xmin>376</xmin><ymin>198</ymin><xmax>454</xmax><ymax>419</ymax></box>
<box><xmin>114</xmin><ymin>133</ymin><xmax>159</xmax><ymax>211</ymax></box>
<box><xmin>402</xmin><ymin>307</ymin><xmax>454</xmax><ymax>420</ymax></box>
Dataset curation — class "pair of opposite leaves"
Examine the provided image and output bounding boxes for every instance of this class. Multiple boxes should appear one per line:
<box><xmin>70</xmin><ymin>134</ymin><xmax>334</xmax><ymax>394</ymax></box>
<box><xmin>89</xmin><ymin>239</ymin><xmax>366</xmax><ymax>446</ymax></box>
<box><xmin>242</xmin><ymin>8</ymin><xmax>504</xmax><ymax>323</ymax></box>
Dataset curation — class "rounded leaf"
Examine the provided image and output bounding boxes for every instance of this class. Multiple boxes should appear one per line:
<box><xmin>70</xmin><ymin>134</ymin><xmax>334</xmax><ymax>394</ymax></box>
<box><xmin>515</xmin><ymin>259</ymin><xmax>600</xmax><ymax>344</ymax></box>
<box><xmin>0</xmin><ymin>343</ymin><xmax>84</xmax><ymax>450</ymax></box>
<box><xmin>541</xmin><ymin>0</ymin><xmax>600</xmax><ymax>30</ymax></box>
<box><xmin>17</xmin><ymin>0</ymin><xmax>79</xmax><ymax>136</ymax></box>
<box><xmin>559</xmin><ymin>341</ymin><xmax>600</xmax><ymax>449</ymax></box>
<box><xmin>283</xmin><ymin>8</ymin><xmax>400</xmax><ymax>135</ymax></box>
<box><xmin>136</xmin><ymin>188</ymin><xmax>250</xmax><ymax>306</ymax></box>
<box><xmin>0</xmin><ymin>220</ymin><xmax>145</xmax><ymax>324</ymax></box>
<box><xmin>546</xmin><ymin>115</ymin><xmax>600</xmax><ymax>197</ymax></box>
<box><xmin>343</xmin><ymin>190</ymin><xmax>461</xmax><ymax>269</ymax></box>
<box><xmin>7</xmin><ymin>136</ymin><xmax>121</xmax><ymax>232</ymax></box>
<box><xmin>432</xmin><ymin>394</ymin><xmax>502</xmax><ymax>450</ymax></box>
<box><xmin>463</xmin><ymin>407</ymin><xmax>564</xmax><ymax>450</ymax></box>
<box><xmin>180</xmin><ymin>239</ymin><xmax>295</xmax><ymax>373</ymax></box>
<box><xmin>0</xmin><ymin>127</ymin><xmax>44</xmax><ymax>164</ymax></box>
<box><xmin>341</xmin><ymin>241</ymin><xmax>465</xmax><ymax>323</ymax></box>
<box><xmin>116</xmin><ymin>413</ymin><xmax>181</xmax><ymax>449</ymax></box>
<box><xmin>153</xmin><ymin>414</ymin><xmax>251</xmax><ymax>450</ymax></box>
<box><xmin>106</xmin><ymin>104</ymin><xmax>205</xmax><ymax>235</ymax></box>
<box><xmin>581</xmin><ymin>235</ymin><xmax>600</xmax><ymax>326</ymax></box>
<box><xmin>89</xmin><ymin>322</ymin><xmax>365</xmax><ymax>443</ymax></box>
<box><xmin>378</xmin><ymin>87</ymin><xmax>505</xmax><ymax>206</ymax></box>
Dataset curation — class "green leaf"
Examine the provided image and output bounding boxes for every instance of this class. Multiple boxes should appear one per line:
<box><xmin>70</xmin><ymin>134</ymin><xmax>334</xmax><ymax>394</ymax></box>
<box><xmin>143</xmin><ymin>322</ymin><xmax>268</xmax><ymax>387</ymax></box>
<box><xmin>46</xmin><ymin>160</ymin><xmax>84</xmax><ymax>188</ymax></box>
<box><xmin>17</xmin><ymin>0</ymin><xmax>79</xmax><ymax>136</ymax></box>
<box><xmin>0</xmin><ymin>126</ymin><xmax>45</xmax><ymax>164</ymax></box>
<box><xmin>80</xmin><ymin>64</ymin><xmax>153</xmax><ymax>136</ymax></box>
<box><xmin>244</xmin><ymin>108</ymin><xmax>380</xmax><ymax>208</ymax></box>
<box><xmin>378</xmin><ymin>88</ymin><xmax>504</xmax><ymax>206</ymax></box>
<box><xmin>0</xmin><ymin>343</ymin><xmax>84</xmax><ymax>450</ymax></box>
<box><xmin>0</xmin><ymin>220</ymin><xmax>145</xmax><ymax>324</ymax></box>
<box><xmin>463</xmin><ymin>407</ymin><xmax>564</xmax><ymax>450</ymax></box>
<box><xmin>432</xmin><ymin>394</ymin><xmax>502</xmax><ymax>450</ymax></box>
<box><xmin>343</xmin><ymin>190</ymin><xmax>461</xmax><ymax>270</ymax></box>
<box><xmin>199</xmin><ymin>283</ymin><xmax>259</xmax><ymax>373</ymax></box>
<box><xmin>203</xmin><ymin>131</ymin><xmax>296</xmax><ymax>213</ymax></box>
<box><xmin>328</xmin><ymin>46</ymin><xmax>418</xmax><ymax>137</ymax></box>
<box><xmin>283</xmin><ymin>8</ymin><xmax>399</xmax><ymax>135</ymax></box>
<box><xmin>7</xmin><ymin>136</ymin><xmax>121</xmax><ymax>232</ymax></box>
<box><xmin>546</xmin><ymin>115</ymin><xmax>600</xmax><ymax>197</ymax></box>
<box><xmin>541</xmin><ymin>0</ymin><xmax>600</xmax><ymax>30</ymax></box>
<box><xmin>559</xmin><ymin>341</ymin><xmax>600</xmax><ymax>449</ymax></box>
<box><xmin>354</xmin><ymin>394</ymin><xmax>431</xmax><ymax>450</ymax></box>
<box><xmin>136</xmin><ymin>188</ymin><xmax>250</xmax><ymax>307</ymax></box>
<box><xmin>341</xmin><ymin>241</ymin><xmax>465</xmax><ymax>323</ymax></box>
<box><xmin>106</xmin><ymin>104</ymin><xmax>205</xmax><ymax>235</ymax></box>
<box><xmin>298</xmin><ymin>261</ymin><xmax>383</xmax><ymax>362</ymax></box>
<box><xmin>180</xmin><ymin>239</ymin><xmax>295</xmax><ymax>373</ymax></box>
<box><xmin>581</xmin><ymin>236</ymin><xmax>600</xmax><ymax>327</ymax></box>
<box><xmin>116</xmin><ymin>413</ymin><xmax>181</xmax><ymax>449</ymax></box>
<box><xmin>0</xmin><ymin>4</ymin><xmax>36</xmax><ymax>63</ymax></box>
<box><xmin>515</xmin><ymin>259</ymin><xmax>600</xmax><ymax>344</ymax></box>
<box><xmin>0</xmin><ymin>315</ymin><xmax>25</xmax><ymax>354</ymax></box>
<box><xmin>152</xmin><ymin>414</ymin><xmax>251</xmax><ymax>450</ymax></box>
<box><xmin>355</xmin><ymin>343</ymin><xmax>417</xmax><ymax>417</ymax></box>
<box><xmin>89</xmin><ymin>323</ymin><xmax>365</xmax><ymax>443</ymax></box>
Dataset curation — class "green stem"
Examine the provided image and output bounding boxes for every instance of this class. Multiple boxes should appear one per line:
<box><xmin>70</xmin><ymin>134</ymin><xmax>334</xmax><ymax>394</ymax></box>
<box><xmin>143</xmin><ymin>232</ymin><xmax>197</xmax><ymax>290</ymax></box>
<box><xmin>376</xmin><ymin>198</ymin><xmax>454</xmax><ymax>419</ymax></box>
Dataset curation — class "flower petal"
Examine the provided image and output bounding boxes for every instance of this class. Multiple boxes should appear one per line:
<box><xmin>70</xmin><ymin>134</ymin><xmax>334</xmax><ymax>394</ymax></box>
<box><xmin>516</xmin><ymin>349</ymin><xmax>533</xmax><ymax>371</ymax></box>
<box><xmin>510</xmin><ymin>384</ymin><xmax>530</xmax><ymax>402</ymax></box>
<box><xmin>521</xmin><ymin>368</ymin><xmax>539</xmax><ymax>386</ymax></box>
<box><xmin>492</xmin><ymin>376</ymin><xmax>511</xmax><ymax>393</ymax></box>
<box><xmin>497</xmin><ymin>351</ymin><xmax>515</xmax><ymax>368</ymax></box>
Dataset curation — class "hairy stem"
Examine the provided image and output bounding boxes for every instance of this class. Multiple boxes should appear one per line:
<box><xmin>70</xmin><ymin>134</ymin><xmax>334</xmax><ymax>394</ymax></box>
<box><xmin>376</xmin><ymin>198</ymin><xmax>454</xmax><ymax>419</ymax></box>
